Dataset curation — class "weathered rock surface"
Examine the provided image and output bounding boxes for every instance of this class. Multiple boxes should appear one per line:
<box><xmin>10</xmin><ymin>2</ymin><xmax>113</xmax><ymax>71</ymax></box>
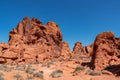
<box><xmin>0</xmin><ymin>17</ymin><xmax>120</xmax><ymax>75</ymax></box>
<box><xmin>61</xmin><ymin>42</ymin><xmax>71</xmax><ymax>58</ymax></box>
<box><xmin>73</xmin><ymin>42</ymin><xmax>93</xmax><ymax>56</ymax></box>
<box><xmin>91</xmin><ymin>32</ymin><xmax>120</xmax><ymax>70</ymax></box>
<box><xmin>0</xmin><ymin>17</ymin><xmax>63</xmax><ymax>63</ymax></box>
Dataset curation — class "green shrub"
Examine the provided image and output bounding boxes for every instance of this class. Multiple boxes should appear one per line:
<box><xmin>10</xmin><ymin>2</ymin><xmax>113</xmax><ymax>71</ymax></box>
<box><xmin>25</xmin><ymin>68</ymin><xmax>35</xmax><ymax>74</ymax></box>
<box><xmin>0</xmin><ymin>72</ymin><xmax>4</xmax><ymax>77</ymax></box>
<box><xmin>0</xmin><ymin>64</ymin><xmax>12</xmax><ymax>72</ymax></box>
<box><xmin>86</xmin><ymin>70</ymin><xmax>102</xmax><ymax>76</ymax></box>
<box><xmin>15</xmin><ymin>65</ymin><xmax>25</xmax><ymax>71</ymax></box>
<box><xmin>47</xmin><ymin>61</ymin><xmax>55</xmax><ymax>68</ymax></box>
<box><xmin>0</xmin><ymin>72</ymin><xmax>4</xmax><ymax>80</ymax></box>
<box><xmin>33</xmin><ymin>71</ymin><xmax>44</xmax><ymax>79</ymax></box>
<box><xmin>0</xmin><ymin>77</ymin><xmax>4</xmax><ymax>80</ymax></box>
<box><xmin>13</xmin><ymin>73</ymin><xmax>23</xmax><ymax>80</ymax></box>
<box><xmin>25</xmin><ymin>64</ymin><xmax>35</xmax><ymax>74</ymax></box>
<box><xmin>51</xmin><ymin>70</ymin><xmax>63</xmax><ymax>78</ymax></box>
<box><xmin>75</xmin><ymin>66</ymin><xmax>84</xmax><ymax>72</ymax></box>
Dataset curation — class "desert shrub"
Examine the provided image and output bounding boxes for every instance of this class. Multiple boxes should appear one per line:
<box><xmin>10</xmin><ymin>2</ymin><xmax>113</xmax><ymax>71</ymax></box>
<box><xmin>33</xmin><ymin>71</ymin><xmax>44</xmax><ymax>79</ymax></box>
<box><xmin>41</xmin><ymin>61</ymin><xmax>55</xmax><ymax>68</ymax></box>
<box><xmin>47</xmin><ymin>61</ymin><xmax>55</xmax><ymax>68</ymax></box>
<box><xmin>74</xmin><ymin>66</ymin><xmax>84</xmax><ymax>72</ymax></box>
<box><xmin>0</xmin><ymin>72</ymin><xmax>4</xmax><ymax>80</ymax></box>
<box><xmin>0</xmin><ymin>77</ymin><xmax>4</xmax><ymax>80</ymax></box>
<box><xmin>86</xmin><ymin>70</ymin><xmax>102</xmax><ymax>76</ymax></box>
<box><xmin>13</xmin><ymin>73</ymin><xmax>23</xmax><ymax>80</ymax></box>
<box><xmin>25</xmin><ymin>64</ymin><xmax>35</xmax><ymax>74</ymax></box>
<box><xmin>51</xmin><ymin>70</ymin><xmax>63</xmax><ymax>78</ymax></box>
<box><xmin>48</xmin><ymin>61</ymin><xmax>55</xmax><ymax>65</ymax></box>
<box><xmin>26</xmin><ymin>75</ymin><xmax>34</xmax><ymax>80</ymax></box>
<box><xmin>15</xmin><ymin>65</ymin><xmax>25</xmax><ymax>71</ymax></box>
<box><xmin>0</xmin><ymin>64</ymin><xmax>12</xmax><ymax>72</ymax></box>
<box><xmin>0</xmin><ymin>72</ymin><xmax>4</xmax><ymax>77</ymax></box>
<box><xmin>25</xmin><ymin>68</ymin><xmax>35</xmax><ymax>74</ymax></box>
<box><xmin>27</xmin><ymin>64</ymin><xmax>32</xmax><ymax>68</ymax></box>
<box><xmin>4</xmin><ymin>67</ymin><xmax>12</xmax><ymax>72</ymax></box>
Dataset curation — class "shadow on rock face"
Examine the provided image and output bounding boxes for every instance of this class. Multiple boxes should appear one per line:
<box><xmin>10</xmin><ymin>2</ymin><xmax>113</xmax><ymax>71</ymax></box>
<box><xmin>104</xmin><ymin>64</ymin><xmax>120</xmax><ymax>76</ymax></box>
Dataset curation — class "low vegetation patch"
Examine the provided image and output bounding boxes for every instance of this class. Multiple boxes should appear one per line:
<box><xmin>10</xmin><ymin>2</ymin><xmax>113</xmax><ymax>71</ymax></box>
<box><xmin>47</xmin><ymin>61</ymin><xmax>55</xmax><ymax>68</ymax></box>
<box><xmin>13</xmin><ymin>73</ymin><xmax>23</xmax><ymax>80</ymax></box>
<box><xmin>0</xmin><ymin>72</ymin><xmax>4</xmax><ymax>77</ymax></box>
<box><xmin>25</xmin><ymin>64</ymin><xmax>35</xmax><ymax>74</ymax></box>
<box><xmin>86</xmin><ymin>70</ymin><xmax>102</xmax><ymax>76</ymax></box>
<box><xmin>0</xmin><ymin>72</ymin><xmax>4</xmax><ymax>80</ymax></box>
<box><xmin>74</xmin><ymin>66</ymin><xmax>84</xmax><ymax>72</ymax></box>
<box><xmin>0</xmin><ymin>64</ymin><xmax>13</xmax><ymax>72</ymax></box>
<box><xmin>0</xmin><ymin>77</ymin><xmax>5</xmax><ymax>80</ymax></box>
<box><xmin>33</xmin><ymin>71</ymin><xmax>44</xmax><ymax>79</ymax></box>
<box><xmin>25</xmin><ymin>67</ymin><xmax>35</xmax><ymax>74</ymax></box>
<box><xmin>51</xmin><ymin>70</ymin><xmax>63</xmax><ymax>78</ymax></box>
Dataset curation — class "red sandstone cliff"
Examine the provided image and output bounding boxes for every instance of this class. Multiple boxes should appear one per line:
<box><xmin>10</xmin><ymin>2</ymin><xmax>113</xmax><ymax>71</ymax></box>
<box><xmin>0</xmin><ymin>17</ymin><xmax>63</xmax><ymax>63</ymax></box>
<box><xmin>0</xmin><ymin>17</ymin><xmax>120</xmax><ymax>74</ymax></box>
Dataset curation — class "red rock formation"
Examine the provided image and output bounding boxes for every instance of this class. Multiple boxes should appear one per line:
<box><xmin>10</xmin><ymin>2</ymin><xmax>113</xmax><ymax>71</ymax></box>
<box><xmin>0</xmin><ymin>17</ymin><xmax>63</xmax><ymax>63</ymax></box>
<box><xmin>91</xmin><ymin>32</ymin><xmax>120</xmax><ymax>70</ymax></box>
<box><xmin>0</xmin><ymin>17</ymin><xmax>120</xmax><ymax>73</ymax></box>
<box><xmin>73</xmin><ymin>42</ymin><xmax>82</xmax><ymax>54</ymax></box>
<box><xmin>61</xmin><ymin>42</ymin><xmax>71</xmax><ymax>58</ymax></box>
<box><xmin>73</xmin><ymin>42</ymin><xmax>93</xmax><ymax>56</ymax></box>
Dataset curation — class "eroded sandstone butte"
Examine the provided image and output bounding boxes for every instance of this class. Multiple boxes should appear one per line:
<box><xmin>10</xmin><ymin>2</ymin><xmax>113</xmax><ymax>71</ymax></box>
<box><xmin>91</xmin><ymin>32</ymin><xmax>120</xmax><ymax>70</ymax></box>
<box><xmin>0</xmin><ymin>17</ymin><xmax>120</xmax><ymax>73</ymax></box>
<box><xmin>71</xmin><ymin>31</ymin><xmax>120</xmax><ymax>72</ymax></box>
<box><xmin>0</xmin><ymin>17</ymin><xmax>68</xmax><ymax>63</ymax></box>
<box><xmin>72</xmin><ymin>42</ymin><xmax>93</xmax><ymax>56</ymax></box>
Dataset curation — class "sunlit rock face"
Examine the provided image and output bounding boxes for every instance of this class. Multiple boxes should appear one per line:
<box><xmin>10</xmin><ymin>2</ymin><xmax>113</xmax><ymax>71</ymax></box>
<box><xmin>0</xmin><ymin>17</ymin><xmax>120</xmax><ymax>73</ymax></box>
<box><xmin>0</xmin><ymin>17</ymin><xmax>63</xmax><ymax>63</ymax></box>
<box><xmin>73</xmin><ymin>42</ymin><xmax>93</xmax><ymax>56</ymax></box>
<box><xmin>61</xmin><ymin>42</ymin><xmax>71</xmax><ymax>58</ymax></box>
<box><xmin>91</xmin><ymin>32</ymin><xmax>120</xmax><ymax>70</ymax></box>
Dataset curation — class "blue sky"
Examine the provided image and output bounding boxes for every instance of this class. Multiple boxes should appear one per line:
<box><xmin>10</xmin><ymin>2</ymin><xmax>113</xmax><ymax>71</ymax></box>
<box><xmin>0</xmin><ymin>0</ymin><xmax>120</xmax><ymax>50</ymax></box>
